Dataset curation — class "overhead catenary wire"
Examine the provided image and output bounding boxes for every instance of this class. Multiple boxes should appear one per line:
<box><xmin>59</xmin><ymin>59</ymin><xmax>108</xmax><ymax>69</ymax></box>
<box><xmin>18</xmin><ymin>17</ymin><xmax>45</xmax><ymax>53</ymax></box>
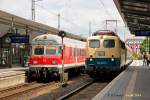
<box><xmin>97</xmin><ymin>0</ymin><xmax>120</xmax><ymax>32</ymax></box>
<box><xmin>97</xmin><ymin>0</ymin><xmax>116</xmax><ymax>31</ymax></box>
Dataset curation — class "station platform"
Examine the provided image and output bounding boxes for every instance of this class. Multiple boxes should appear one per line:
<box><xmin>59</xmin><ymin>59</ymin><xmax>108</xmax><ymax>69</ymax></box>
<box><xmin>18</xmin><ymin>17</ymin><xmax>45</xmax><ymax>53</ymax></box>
<box><xmin>93</xmin><ymin>60</ymin><xmax>150</xmax><ymax>100</ymax></box>
<box><xmin>0</xmin><ymin>67</ymin><xmax>28</xmax><ymax>88</ymax></box>
<box><xmin>0</xmin><ymin>67</ymin><xmax>28</xmax><ymax>73</ymax></box>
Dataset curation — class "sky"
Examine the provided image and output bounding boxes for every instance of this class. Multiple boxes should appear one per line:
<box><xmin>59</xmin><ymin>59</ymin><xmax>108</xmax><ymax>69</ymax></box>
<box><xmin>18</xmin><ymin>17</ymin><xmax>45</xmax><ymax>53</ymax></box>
<box><xmin>0</xmin><ymin>0</ymin><xmax>133</xmax><ymax>41</ymax></box>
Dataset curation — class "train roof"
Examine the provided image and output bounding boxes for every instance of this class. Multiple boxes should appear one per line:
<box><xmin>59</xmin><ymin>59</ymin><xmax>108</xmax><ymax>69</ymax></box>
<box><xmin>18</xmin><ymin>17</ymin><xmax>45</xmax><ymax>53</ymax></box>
<box><xmin>92</xmin><ymin>30</ymin><xmax>118</xmax><ymax>37</ymax></box>
<box><xmin>89</xmin><ymin>30</ymin><xmax>126</xmax><ymax>43</ymax></box>
<box><xmin>32</xmin><ymin>34</ymin><xmax>85</xmax><ymax>48</ymax></box>
<box><xmin>87</xmin><ymin>35</ymin><xmax>119</xmax><ymax>41</ymax></box>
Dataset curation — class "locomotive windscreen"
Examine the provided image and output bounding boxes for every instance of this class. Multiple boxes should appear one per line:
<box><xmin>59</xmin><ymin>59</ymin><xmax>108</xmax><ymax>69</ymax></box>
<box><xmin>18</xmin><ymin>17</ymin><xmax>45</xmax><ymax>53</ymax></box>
<box><xmin>103</xmin><ymin>39</ymin><xmax>115</xmax><ymax>48</ymax></box>
<box><xmin>46</xmin><ymin>46</ymin><xmax>58</xmax><ymax>55</ymax></box>
<box><xmin>33</xmin><ymin>45</ymin><xmax>61</xmax><ymax>56</ymax></box>
<box><xmin>89</xmin><ymin>40</ymin><xmax>100</xmax><ymax>48</ymax></box>
<box><xmin>34</xmin><ymin>46</ymin><xmax>44</xmax><ymax>55</ymax></box>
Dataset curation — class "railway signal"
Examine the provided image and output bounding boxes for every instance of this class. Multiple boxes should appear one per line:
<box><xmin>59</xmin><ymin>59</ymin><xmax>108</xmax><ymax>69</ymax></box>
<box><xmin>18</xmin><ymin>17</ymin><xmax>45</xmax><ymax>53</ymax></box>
<box><xmin>58</xmin><ymin>30</ymin><xmax>67</xmax><ymax>87</ymax></box>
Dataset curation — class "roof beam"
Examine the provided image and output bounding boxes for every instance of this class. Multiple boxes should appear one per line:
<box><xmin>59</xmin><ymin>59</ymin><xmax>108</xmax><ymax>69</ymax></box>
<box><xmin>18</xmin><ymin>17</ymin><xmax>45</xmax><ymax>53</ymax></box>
<box><xmin>122</xmin><ymin>1</ymin><xmax>148</xmax><ymax>9</ymax></box>
<box><xmin>127</xmin><ymin>22</ymin><xmax>150</xmax><ymax>29</ymax></box>
<box><xmin>123</xmin><ymin>0</ymin><xmax>150</xmax><ymax>3</ymax></box>
<box><xmin>125</xmin><ymin>14</ymin><xmax>150</xmax><ymax>20</ymax></box>
<box><xmin>125</xmin><ymin>17</ymin><xmax>150</xmax><ymax>25</ymax></box>
<box><xmin>121</xmin><ymin>8</ymin><xmax>150</xmax><ymax>17</ymax></box>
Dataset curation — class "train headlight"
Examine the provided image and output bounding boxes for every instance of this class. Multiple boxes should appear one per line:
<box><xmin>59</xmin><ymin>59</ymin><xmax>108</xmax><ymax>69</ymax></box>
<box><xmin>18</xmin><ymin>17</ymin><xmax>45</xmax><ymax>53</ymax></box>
<box><xmin>111</xmin><ymin>58</ymin><xmax>114</xmax><ymax>61</ymax></box>
<box><xmin>33</xmin><ymin>61</ymin><xmax>38</xmax><ymax>64</ymax></box>
<box><xmin>90</xmin><ymin>58</ymin><xmax>93</xmax><ymax>61</ymax></box>
<box><xmin>52</xmin><ymin>60</ymin><xmax>56</xmax><ymax>65</ymax></box>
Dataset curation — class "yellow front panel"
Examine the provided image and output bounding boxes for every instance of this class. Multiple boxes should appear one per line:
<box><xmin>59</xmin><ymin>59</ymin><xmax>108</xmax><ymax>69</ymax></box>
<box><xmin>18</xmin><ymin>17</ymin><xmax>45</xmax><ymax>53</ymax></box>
<box><xmin>86</xmin><ymin>35</ymin><xmax>121</xmax><ymax>58</ymax></box>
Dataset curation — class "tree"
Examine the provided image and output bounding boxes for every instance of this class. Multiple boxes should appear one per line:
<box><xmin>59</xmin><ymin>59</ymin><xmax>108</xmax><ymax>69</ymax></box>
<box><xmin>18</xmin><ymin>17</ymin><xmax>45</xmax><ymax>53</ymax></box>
<box><xmin>140</xmin><ymin>37</ymin><xmax>150</xmax><ymax>54</ymax></box>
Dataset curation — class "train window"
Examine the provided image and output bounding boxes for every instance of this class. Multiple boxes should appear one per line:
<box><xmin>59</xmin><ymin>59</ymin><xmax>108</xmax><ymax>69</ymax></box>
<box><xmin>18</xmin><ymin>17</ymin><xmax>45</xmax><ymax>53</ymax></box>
<box><xmin>80</xmin><ymin>49</ymin><xmax>82</xmax><ymax>56</ymax></box>
<box><xmin>46</xmin><ymin>46</ymin><xmax>57</xmax><ymax>55</ymax></box>
<box><xmin>83</xmin><ymin>49</ymin><xmax>85</xmax><ymax>56</ymax></box>
<box><xmin>34</xmin><ymin>46</ymin><xmax>44</xmax><ymax>55</ymax></box>
<box><xmin>76</xmin><ymin>48</ymin><xmax>78</xmax><ymax>56</ymax></box>
<box><xmin>89</xmin><ymin>40</ymin><xmax>100</xmax><ymax>48</ymax></box>
<box><xmin>58</xmin><ymin>46</ymin><xmax>62</xmax><ymax>54</ymax></box>
<box><xmin>74</xmin><ymin>48</ymin><xmax>77</xmax><ymax>56</ymax></box>
<box><xmin>70</xmin><ymin>47</ymin><xmax>72</xmax><ymax>56</ymax></box>
<box><xmin>78</xmin><ymin>48</ymin><xmax>80</xmax><ymax>56</ymax></box>
<box><xmin>81</xmin><ymin>49</ymin><xmax>83</xmax><ymax>56</ymax></box>
<box><xmin>103</xmin><ymin>39</ymin><xmax>115</xmax><ymax>48</ymax></box>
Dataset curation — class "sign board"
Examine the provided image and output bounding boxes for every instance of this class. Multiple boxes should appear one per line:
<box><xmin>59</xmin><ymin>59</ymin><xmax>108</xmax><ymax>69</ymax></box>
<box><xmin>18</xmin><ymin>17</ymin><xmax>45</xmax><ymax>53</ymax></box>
<box><xmin>135</xmin><ymin>30</ymin><xmax>150</xmax><ymax>36</ymax></box>
<box><xmin>10</xmin><ymin>35</ymin><xmax>29</xmax><ymax>43</ymax></box>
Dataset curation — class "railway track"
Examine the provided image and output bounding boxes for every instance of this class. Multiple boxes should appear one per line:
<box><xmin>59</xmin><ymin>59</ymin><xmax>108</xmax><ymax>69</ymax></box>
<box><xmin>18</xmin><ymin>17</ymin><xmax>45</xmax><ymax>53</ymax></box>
<box><xmin>65</xmin><ymin>82</ymin><xmax>108</xmax><ymax>100</ymax></box>
<box><xmin>0</xmin><ymin>74</ymin><xmax>90</xmax><ymax>100</ymax></box>
<box><xmin>31</xmin><ymin>74</ymin><xmax>113</xmax><ymax>100</ymax></box>
<box><xmin>0</xmin><ymin>74</ymin><xmax>114</xmax><ymax>100</ymax></box>
<box><xmin>31</xmin><ymin>74</ymin><xmax>93</xmax><ymax>100</ymax></box>
<box><xmin>58</xmin><ymin>81</ymin><xmax>108</xmax><ymax>100</ymax></box>
<box><xmin>0</xmin><ymin>82</ymin><xmax>35</xmax><ymax>94</ymax></box>
<box><xmin>0</xmin><ymin>81</ymin><xmax>59</xmax><ymax>100</ymax></box>
<box><xmin>58</xmin><ymin>79</ymin><xmax>94</xmax><ymax>100</ymax></box>
<box><xmin>57</xmin><ymin>74</ymin><xmax>115</xmax><ymax>100</ymax></box>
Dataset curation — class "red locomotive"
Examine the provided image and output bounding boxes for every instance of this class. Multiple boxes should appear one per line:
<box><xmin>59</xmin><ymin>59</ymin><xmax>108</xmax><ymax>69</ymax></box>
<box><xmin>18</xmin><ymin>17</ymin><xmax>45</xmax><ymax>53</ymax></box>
<box><xmin>27</xmin><ymin>34</ymin><xmax>86</xmax><ymax>81</ymax></box>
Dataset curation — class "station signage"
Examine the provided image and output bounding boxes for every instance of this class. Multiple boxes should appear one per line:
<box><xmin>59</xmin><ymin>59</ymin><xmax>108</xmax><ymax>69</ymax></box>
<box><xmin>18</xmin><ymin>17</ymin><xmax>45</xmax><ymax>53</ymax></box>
<box><xmin>10</xmin><ymin>35</ymin><xmax>29</xmax><ymax>43</ymax></box>
<box><xmin>135</xmin><ymin>30</ymin><xmax>150</xmax><ymax>36</ymax></box>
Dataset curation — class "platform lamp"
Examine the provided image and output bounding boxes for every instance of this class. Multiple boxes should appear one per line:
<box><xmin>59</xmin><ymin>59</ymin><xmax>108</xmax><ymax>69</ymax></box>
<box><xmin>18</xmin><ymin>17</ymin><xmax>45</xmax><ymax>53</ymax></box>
<box><xmin>58</xmin><ymin>30</ymin><xmax>67</xmax><ymax>86</ymax></box>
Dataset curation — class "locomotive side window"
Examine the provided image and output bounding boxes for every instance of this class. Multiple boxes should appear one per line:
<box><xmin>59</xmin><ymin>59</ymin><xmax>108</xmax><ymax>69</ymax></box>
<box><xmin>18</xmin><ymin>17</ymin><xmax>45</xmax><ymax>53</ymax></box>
<box><xmin>74</xmin><ymin>48</ymin><xmax>77</xmax><ymax>56</ymax></box>
<box><xmin>46</xmin><ymin>46</ymin><xmax>57</xmax><ymax>55</ymax></box>
<box><xmin>70</xmin><ymin>47</ymin><xmax>72</xmax><ymax>56</ymax></box>
<box><xmin>34</xmin><ymin>46</ymin><xmax>44</xmax><ymax>55</ymax></box>
<box><xmin>103</xmin><ymin>39</ymin><xmax>115</xmax><ymax>48</ymax></box>
<box><xmin>89</xmin><ymin>40</ymin><xmax>100</xmax><ymax>48</ymax></box>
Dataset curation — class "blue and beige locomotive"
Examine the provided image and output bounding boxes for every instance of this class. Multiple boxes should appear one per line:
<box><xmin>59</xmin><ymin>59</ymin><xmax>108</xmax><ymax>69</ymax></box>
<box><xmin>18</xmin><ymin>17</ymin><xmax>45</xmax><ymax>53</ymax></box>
<box><xmin>85</xmin><ymin>30</ymin><xmax>133</xmax><ymax>78</ymax></box>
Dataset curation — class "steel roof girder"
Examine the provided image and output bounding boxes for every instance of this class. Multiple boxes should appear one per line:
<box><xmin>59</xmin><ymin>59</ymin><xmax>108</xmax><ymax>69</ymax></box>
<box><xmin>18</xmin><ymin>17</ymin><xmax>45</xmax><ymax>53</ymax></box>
<box><xmin>121</xmin><ymin>8</ymin><xmax>150</xmax><ymax>17</ymax></box>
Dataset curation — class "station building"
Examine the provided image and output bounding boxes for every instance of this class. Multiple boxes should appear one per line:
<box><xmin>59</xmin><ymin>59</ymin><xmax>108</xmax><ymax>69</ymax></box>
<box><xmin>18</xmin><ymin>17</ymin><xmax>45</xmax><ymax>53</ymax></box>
<box><xmin>0</xmin><ymin>10</ymin><xmax>85</xmax><ymax>68</ymax></box>
<box><xmin>0</xmin><ymin>14</ymin><xmax>42</xmax><ymax>68</ymax></box>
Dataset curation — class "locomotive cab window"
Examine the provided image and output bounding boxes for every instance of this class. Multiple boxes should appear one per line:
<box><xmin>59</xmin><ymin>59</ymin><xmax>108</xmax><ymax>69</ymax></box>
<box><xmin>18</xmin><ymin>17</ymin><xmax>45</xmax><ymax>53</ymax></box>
<box><xmin>103</xmin><ymin>39</ymin><xmax>115</xmax><ymax>48</ymax></box>
<box><xmin>46</xmin><ymin>46</ymin><xmax>57</xmax><ymax>55</ymax></box>
<box><xmin>34</xmin><ymin>46</ymin><xmax>44</xmax><ymax>55</ymax></box>
<box><xmin>89</xmin><ymin>40</ymin><xmax>100</xmax><ymax>48</ymax></box>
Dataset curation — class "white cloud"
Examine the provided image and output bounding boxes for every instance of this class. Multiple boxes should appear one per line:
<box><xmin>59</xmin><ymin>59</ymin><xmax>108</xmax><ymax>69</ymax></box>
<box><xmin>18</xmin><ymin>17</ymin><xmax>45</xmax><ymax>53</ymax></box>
<box><xmin>0</xmin><ymin>0</ymin><xmax>31</xmax><ymax>19</ymax></box>
<box><xmin>0</xmin><ymin>0</ymin><xmax>132</xmax><ymax>39</ymax></box>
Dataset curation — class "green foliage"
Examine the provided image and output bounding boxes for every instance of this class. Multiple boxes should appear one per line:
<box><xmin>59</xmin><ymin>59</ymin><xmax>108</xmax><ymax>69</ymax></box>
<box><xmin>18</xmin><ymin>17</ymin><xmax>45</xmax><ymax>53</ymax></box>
<box><xmin>132</xmin><ymin>53</ymin><xmax>139</xmax><ymax>60</ymax></box>
<box><xmin>140</xmin><ymin>37</ymin><xmax>150</xmax><ymax>54</ymax></box>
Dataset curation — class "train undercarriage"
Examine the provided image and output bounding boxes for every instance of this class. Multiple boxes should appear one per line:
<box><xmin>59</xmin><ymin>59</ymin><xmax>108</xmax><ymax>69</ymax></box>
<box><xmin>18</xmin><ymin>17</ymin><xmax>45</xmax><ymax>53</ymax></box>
<box><xmin>26</xmin><ymin>66</ymin><xmax>85</xmax><ymax>82</ymax></box>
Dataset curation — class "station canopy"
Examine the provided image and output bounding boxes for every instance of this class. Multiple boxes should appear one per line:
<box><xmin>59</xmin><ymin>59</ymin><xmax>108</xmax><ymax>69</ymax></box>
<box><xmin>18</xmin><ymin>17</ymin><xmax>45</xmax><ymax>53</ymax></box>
<box><xmin>114</xmin><ymin>0</ymin><xmax>150</xmax><ymax>36</ymax></box>
<box><xmin>0</xmin><ymin>10</ymin><xmax>86</xmax><ymax>41</ymax></box>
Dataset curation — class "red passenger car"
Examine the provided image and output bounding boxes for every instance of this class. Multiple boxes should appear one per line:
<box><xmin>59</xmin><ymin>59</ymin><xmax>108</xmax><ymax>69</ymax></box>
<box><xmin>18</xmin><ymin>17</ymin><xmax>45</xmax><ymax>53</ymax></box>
<box><xmin>28</xmin><ymin>34</ymin><xmax>86</xmax><ymax>81</ymax></box>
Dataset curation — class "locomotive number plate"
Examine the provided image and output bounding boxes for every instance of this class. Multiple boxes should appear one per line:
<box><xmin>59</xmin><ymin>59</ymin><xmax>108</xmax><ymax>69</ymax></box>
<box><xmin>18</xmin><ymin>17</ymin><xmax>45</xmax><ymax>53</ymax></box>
<box><xmin>96</xmin><ymin>51</ymin><xmax>105</xmax><ymax>56</ymax></box>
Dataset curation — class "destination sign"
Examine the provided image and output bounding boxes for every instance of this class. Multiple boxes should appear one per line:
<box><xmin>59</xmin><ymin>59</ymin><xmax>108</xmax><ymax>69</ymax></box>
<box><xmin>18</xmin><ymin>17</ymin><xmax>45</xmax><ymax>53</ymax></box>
<box><xmin>10</xmin><ymin>35</ymin><xmax>29</xmax><ymax>43</ymax></box>
<box><xmin>135</xmin><ymin>30</ymin><xmax>150</xmax><ymax>36</ymax></box>
<box><xmin>33</xmin><ymin>38</ymin><xmax>58</xmax><ymax>45</ymax></box>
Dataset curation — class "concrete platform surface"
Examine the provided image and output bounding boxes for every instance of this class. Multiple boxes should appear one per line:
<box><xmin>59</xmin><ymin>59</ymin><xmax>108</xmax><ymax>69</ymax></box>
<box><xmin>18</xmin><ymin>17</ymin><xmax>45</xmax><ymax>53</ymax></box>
<box><xmin>93</xmin><ymin>60</ymin><xmax>150</xmax><ymax>100</ymax></box>
<box><xmin>0</xmin><ymin>67</ymin><xmax>27</xmax><ymax>88</ymax></box>
<box><xmin>0</xmin><ymin>67</ymin><xmax>28</xmax><ymax>73</ymax></box>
